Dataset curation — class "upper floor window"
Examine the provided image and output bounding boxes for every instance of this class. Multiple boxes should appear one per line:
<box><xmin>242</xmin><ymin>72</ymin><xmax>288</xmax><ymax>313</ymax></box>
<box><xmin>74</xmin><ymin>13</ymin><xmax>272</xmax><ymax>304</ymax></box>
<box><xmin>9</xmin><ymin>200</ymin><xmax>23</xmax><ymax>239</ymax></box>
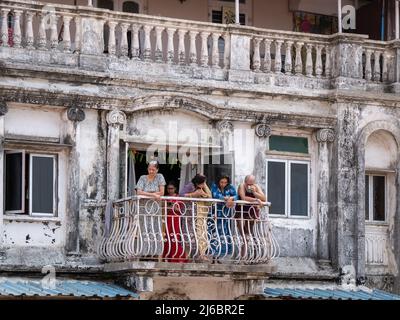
<box><xmin>97</xmin><ymin>0</ymin><xmax>114</xmax><ymax>10</ymax></box>
<box><xmin>266</xmin><ymin>135</ymin><xmax>310</xmax><ymax>218</ymax></box>
<box><xmin>123</xmin><ymin>1</ymin><xmax>139</xmax><ymax>13</ymax></box>
<box><xmin>5</xmin><ymin>150</ymin><xmax>57</xmax><ymax>217</ymax></box>
<box><xmin>209</xmin><ymin>0</ymin><xmax>251</xmax><ymax>25</ymax></box>
<box><xmin>365</xmin><ymin>174</ymin><xmax>386</xmax><ymax>222</ymax></box>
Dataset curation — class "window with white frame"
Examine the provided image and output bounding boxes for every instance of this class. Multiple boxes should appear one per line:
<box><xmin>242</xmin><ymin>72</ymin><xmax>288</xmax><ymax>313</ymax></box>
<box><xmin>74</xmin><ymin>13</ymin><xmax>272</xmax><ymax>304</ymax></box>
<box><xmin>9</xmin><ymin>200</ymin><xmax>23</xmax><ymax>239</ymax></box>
<box><xmin>4</xmin><ymin>150</ymin><xmax>57</xmax><ymax>216</ymax></box>
<box><xmin>365</xmin><ymin>174</ymin><xmax>386</xmax><ymax>222</ymax></box>
<box><xmin>209</xmin><ymin>0</ymin><xmax>252</xmax><ymax>25</ymax></box>
<box><xmin>266</xmin><ymin>159</ymin><xmax>310</xmax><ymax>217</ymax></box>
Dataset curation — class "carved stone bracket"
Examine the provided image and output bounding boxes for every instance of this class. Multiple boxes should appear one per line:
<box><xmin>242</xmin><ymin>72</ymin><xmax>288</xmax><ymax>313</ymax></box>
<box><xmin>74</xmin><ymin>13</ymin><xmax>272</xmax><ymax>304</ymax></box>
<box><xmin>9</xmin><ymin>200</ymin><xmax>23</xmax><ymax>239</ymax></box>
<box><xmin>67</xmin><ymin>107</ymin><xmax>85</xmax><ymax>122</ymax></box>
<box><xmin>0</xmin><ymin>101</ymin><xmax>8</xmax><ymax>116</ymax></box>
<box><xmin>316</xmin><ymin>128</ymin><xmax>335</xmax><ymax>143</ymax></box>
<box><xmin>255</xmin><ymin>123</ymin><xmax>271</xmax><ymax>138</ymax></box>
<box><xmin>106</xmin><ymin>109</ymin><xmax>126</xmax><ymax>127</ymax></box>
<box><xmin>216</xmin><ymin>120</ymin><xmax>234</xmax><ymax>135</ymax></box>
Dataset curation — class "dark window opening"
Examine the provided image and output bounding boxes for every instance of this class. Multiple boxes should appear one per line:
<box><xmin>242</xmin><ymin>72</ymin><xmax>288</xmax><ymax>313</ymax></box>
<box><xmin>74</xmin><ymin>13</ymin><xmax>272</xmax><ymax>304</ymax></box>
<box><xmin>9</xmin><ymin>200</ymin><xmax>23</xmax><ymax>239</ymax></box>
<box><xmin>123</xmin><ymin>1</ymin><xmax>139</xmax><ymax>13</ymax></box>
<box><xmin>97</xmin><ymin>0</ymin><xmax>114</xmax><ymax>10</ymax></box>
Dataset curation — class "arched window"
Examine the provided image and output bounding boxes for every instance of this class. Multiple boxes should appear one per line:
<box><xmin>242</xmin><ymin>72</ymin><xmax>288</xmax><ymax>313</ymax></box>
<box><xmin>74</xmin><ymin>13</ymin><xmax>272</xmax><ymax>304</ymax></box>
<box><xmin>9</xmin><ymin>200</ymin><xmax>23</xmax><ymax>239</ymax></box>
<box><xmin>97</xmin><ymin>0</ymin><xmax>114</xmax><ymax>10</ymax></box>
<box><xmin>123</xmin><ymin>1</ymin><xmax>139</xmax><ymax>13</ymax></box>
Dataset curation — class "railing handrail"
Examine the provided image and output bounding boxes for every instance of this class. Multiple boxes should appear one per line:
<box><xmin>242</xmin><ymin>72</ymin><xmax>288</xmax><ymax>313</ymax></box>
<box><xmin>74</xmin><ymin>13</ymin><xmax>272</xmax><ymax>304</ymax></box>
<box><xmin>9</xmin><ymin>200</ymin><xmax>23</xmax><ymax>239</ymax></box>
<box><xmin>114</xmin><ymin>195</ymin><xmax>271</xmax><ymax>207</ymax></box>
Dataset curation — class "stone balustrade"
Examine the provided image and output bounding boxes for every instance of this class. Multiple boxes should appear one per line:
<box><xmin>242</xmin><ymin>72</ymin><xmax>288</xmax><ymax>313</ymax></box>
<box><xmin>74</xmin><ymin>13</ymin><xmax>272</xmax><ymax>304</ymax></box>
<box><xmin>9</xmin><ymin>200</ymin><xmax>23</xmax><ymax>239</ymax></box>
<box><xmin>1</xmin><ymin>0</ymin><xmax>400</xmax><ymax>92</ymax></box>
<box><xmin>248</xmin><ymin>30</ymin><xmax>332</xmax><ymax>79</ymax></box>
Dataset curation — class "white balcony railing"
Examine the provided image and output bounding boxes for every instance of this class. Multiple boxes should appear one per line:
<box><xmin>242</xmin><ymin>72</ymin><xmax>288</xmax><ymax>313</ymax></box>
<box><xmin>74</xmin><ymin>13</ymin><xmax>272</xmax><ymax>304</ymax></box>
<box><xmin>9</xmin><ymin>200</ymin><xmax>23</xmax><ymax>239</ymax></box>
<box><xmin>1</xmin><ymin>0</ymin><xmax>399</xmax><ymax>89</ymax></box>
<box><xmin>98</xmin><ymin>196</ymin><xmax>279</xmax><ymax>264</ymax></box>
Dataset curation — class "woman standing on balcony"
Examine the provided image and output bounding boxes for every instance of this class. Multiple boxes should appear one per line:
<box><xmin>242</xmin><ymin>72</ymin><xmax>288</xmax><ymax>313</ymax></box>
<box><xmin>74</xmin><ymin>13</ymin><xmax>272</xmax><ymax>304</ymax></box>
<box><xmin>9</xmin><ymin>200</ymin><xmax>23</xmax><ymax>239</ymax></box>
<box><xmin>180</xmin><ymin>174</ymin><xmax>212</xmax><ymax>262</ymax></box>
<box><xmin>162</xmin><ymin>182</ymin><xmax>188</xmax><ymax>263</ymax></box>
<box><xmin>209</xmin><ymin>176</ymin><xmax>238</xmax><ymax>262</ymax></box>
<box><xmin>135</xmin><ymin>161</ymin><xmax>166</xmax><ymax>258</ymax></box>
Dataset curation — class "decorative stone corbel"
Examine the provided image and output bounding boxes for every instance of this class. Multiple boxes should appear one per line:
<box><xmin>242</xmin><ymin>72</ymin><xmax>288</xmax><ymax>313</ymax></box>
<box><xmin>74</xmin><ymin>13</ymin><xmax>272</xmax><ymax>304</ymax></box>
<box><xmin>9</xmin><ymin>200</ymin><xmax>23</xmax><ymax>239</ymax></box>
<box><xmin>255</xmin><ymin>123</ymin><xmax>271</xmax><ymax>138</ymax></box>
<box><xmin>316</xmin><ymin>128</ymin><xmax>335</xmax><ymax>143</ymax></box>
<box><xmin>0</xmin><ymin>101</ymin><xmax>8</xmax><ymax>116</ymax></box>
<box><xmin>216</xmin><ymin>120</ymin><xmax>234</xmax><ymax>135</ymax></box>
<box><xmin>67</xmin><ymin>107</ymin><xmax>85</xmax><ymax>122</ymax></box>
<box><xmin>106</xmin><ymin>109</ymin><xmax>126</xmax><ymax>127</ymax></box>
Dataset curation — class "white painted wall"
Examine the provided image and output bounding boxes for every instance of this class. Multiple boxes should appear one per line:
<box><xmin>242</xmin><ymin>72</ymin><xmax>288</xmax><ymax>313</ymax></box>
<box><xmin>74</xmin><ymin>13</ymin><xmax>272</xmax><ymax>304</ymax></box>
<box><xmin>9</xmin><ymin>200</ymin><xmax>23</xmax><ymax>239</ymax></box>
<box><xmin>4</xmin><ymin>104</ymin><xmax>62</xmax><ymax>139</ymax></box>
<box><xmin>365</xmin><ymin>130</ymin><xmax>398</xmax><ymax>170</ymax></box>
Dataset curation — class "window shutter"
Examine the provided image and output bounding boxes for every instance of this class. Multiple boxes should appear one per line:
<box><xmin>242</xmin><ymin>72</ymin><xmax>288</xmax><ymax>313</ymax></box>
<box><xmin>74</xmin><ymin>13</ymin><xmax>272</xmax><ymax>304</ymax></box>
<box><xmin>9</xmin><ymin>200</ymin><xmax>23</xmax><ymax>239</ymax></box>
<box><xmin>5</xmin><ymin>151</ymin><xmax>25</xmax><ymax>213</ymax></box>
<box><xmin>290</xmin><ymin>162</ymin><xmax>308</xmax><ymax>216</ymax></box>
<box><xmin>267</xmin><ymin>161</ymin><xmax>286</xmax><ymax>215</ymax></box>
<box><xmin>30</xmin><ymin>155</ymin><xmax>55</xmax><ymax>215</ymax></box>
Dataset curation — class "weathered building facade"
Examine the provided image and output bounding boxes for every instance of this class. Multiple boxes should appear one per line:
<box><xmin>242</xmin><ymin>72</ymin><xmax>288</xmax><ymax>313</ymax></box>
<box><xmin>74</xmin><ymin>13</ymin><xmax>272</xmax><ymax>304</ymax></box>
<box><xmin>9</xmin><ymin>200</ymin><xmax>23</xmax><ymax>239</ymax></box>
<box><xmin>0</xmin><ymin>0</ymin><xmax>400</xmax><ymax>299</ymax></box>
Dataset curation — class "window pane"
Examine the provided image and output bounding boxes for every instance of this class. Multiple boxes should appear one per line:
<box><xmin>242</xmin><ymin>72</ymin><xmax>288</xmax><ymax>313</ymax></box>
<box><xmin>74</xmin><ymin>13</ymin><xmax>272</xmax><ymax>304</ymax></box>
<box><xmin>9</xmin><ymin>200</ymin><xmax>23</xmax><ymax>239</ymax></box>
<box><xmin>365</xmin><ymin>175</ymin><xmax>369</xmax><ymax>220</ymax></box>
<box><xmin>31</xmin><ymin>156</ymin><xmax>54</xmax><ymax>214</ymax></box>
<box><xmin>269</xmin><ymin>136</ymin><xmax>309</xmax><ymax>154</ymax></box>
<box><xmin>267</xmin><ymin>161</ymin><xmax>286</xmax><ymax>215</ymax></box>
<box><xmin>373</xmin><ymin>176</ymin><xmax>385</xmax><ymax>221</ymax></box>
<box><xmin>290</xmin><ymin>163</ymin><xmax>308</xmax><ymax>216</ymax></box>
<box><xmin>5</xmin><ymin>152</ymin><xmax>23</xmax><ymax>212</ymax></box>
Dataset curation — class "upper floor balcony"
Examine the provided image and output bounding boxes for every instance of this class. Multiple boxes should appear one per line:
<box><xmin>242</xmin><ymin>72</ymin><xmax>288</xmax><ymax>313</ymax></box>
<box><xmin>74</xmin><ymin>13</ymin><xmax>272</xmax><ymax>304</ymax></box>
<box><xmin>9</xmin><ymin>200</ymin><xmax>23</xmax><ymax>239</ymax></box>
<box><xmin>98</xmin><ymin>196</ymin><xmax>279</xmax><ymax>276</ymax></box>
<box><xmin>1</xmin><ymin>0</ymin><xmax>400</xmax><ymax>94</ymax></box>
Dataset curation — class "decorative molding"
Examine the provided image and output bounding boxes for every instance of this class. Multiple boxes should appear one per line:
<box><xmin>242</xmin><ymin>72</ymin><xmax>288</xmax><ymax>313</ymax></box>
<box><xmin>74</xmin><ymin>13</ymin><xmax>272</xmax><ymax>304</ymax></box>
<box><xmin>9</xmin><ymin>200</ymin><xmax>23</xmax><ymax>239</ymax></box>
<box><xmin>67</xmin><ymin>107</ymin><xmax>85</xmax><ymax>122</ymax></box>
<box><xmin>0</xmin><ymin>101</ymin><xmax>8</xmax><ymax>116</ymax></box>
<box><xmin>216</xmin><ymin>120</ymin><xmax>234</xmax><ymax>135</ymax></box>
<box><xmin>316</xmin><ymin>128</ymin><xmax>335</xmax><ymax>143</ymax></box>
<box><xmin>106</xmin><ymin>109</ymin><xmax>126</xmax><ymax>127</ymax></box>
<box><xmin>255</xmin><ymin>123</ymin><xmax>271</xmax><ymax>138</ymax></box>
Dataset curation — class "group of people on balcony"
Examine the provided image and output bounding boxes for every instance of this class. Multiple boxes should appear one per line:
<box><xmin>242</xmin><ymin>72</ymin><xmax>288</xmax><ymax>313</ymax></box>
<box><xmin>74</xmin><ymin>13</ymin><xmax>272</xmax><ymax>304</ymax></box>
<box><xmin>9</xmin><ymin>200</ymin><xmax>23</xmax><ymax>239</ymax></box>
<box><xmin>135</xmin><ymin>160</ymin><xmax>266</xmax><ymax>263</ymax></box>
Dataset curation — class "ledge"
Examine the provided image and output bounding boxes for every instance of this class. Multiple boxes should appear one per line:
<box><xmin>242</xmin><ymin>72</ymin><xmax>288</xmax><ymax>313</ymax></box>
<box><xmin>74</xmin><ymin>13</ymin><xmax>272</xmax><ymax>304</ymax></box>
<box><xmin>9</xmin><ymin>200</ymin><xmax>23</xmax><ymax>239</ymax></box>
<box><xmin>3</xmin><ymin>215</ymin><xmax>61</xmax><ymax>224</ymax></box>
<box><xmin>103</xmin><ymin>261</ymin><xmax>277</xmax><ymax>279</ymax></box>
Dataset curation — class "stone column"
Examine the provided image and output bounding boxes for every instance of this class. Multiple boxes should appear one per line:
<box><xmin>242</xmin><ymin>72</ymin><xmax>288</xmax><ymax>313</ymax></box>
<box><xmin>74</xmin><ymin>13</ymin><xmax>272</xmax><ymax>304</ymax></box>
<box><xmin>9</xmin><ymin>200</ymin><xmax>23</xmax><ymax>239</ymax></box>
<box><xmin>253</xmin><ymin>124</ymin><xmax>271</xmax><ymax>192</ymax></box>
<box><xmin>216</xmin><ymin>120</ymin><xmax>234</xmax><ymax>168</ymax></box>
<box><xmin>335</xmin><ymin>104</ymin><xmax>359</xmax><ymax>278</ymax></box>
<box><xmin>316</xmin><ymin>128</ymin><xmax>335</xmax><ymax>262</ymax></box>
<box><xmin>106</xmin><ymin>110</ymin><xmax>126</xmax><ymax>201</ymax></box>
<box><xmin>65</xmin><ymin>107</ymin><xmax>86</xmax><ymax>254</ymax></box>
<box><xmin>0</xmin><ymin>101</ymin><xmax>8</xmax><ymax>247</ymax></box>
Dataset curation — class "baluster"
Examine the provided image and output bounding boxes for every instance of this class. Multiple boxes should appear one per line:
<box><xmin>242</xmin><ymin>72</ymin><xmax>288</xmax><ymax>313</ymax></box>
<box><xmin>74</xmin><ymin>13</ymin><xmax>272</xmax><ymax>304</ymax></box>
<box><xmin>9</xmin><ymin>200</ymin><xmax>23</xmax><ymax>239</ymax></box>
<box><xmin>166</xmin><ymin>28</ymin><xmax>175</xmax><ymax>64</ymax></box>
<box><xmin>223</xmin><ymin>33</ymin><xmax>230</xmax><ymax>69</ymax></box>
<box><xmin>284</xmin><ymin>40</ymin><xmax>293</xmax><ymax>74</ymax></box>
<box><xmin>200</xmin><ymin>31</ymin><xmax>209</xmax><ymax>67</ymax></box>
<box><xmin>119</xmin><ymin>23</ymin><xmax>129</xmax><ymax>58</ymax></box>
<box><xmin>305</xmin><ymin>44</ymin><xmax>313</xmax><ymax>76</ymax></box>
<box><xmin>178</xmin><ymin>29</ymin><xmax>186</xmax><ymax>65</ymax></box>
<box><xmin>62</xmin><ymin>15</ymin><xmax>72</xmax><ymax>52</ymax></box>
<box><xmin>211</xmin><ymin>32</ymin><xmax>220</xmax><ymax>68</ymax></box>
<box><xmin>382</xmin><ymin>51</ymin><xmax>388</xmax><ymax>82</ymax></box>
<box><xmin>373</xmin><ymin>51</ymin><xmax>381</xmax><ymax>82</ymax></box>
<box><xmin>274</xmin><ymin>40</ymin><xmax>283</xmax><ymax>73</ymax></box>
<box><xmin>108</xmin><ymin>21</ymin><xmax>117</xmax><ymax>56</ymax></box>
<box><xmin>189</xmin><ymin>31</ymin><xmax>197</xmax><ymax>66</ymax></box>
<box><xmin>74</xmin><ymin>16</ymin><xmax>81</xmax><ymax>53</ymax></box>
<box><xmin>25</xmin><ymin>11</ymin><xmax>35</xmax><ymax>49</ymax></box>
<box><xmin>37</xmin><ymin>12</ymin><xmax>47</xmax><ymax>50</ymax></box>
<box><xmin>130</xmin><ymin>24</ymin><xmax>140</xmax><ymax>59</ymax></box>
<box><xmin>12</xmin><ymin>10</ymin><xmax>22</xmax><ymax>48</ymax></box>
<box><xmin>325</xmin><ymin>46</ymin><xmax>331</xmax><ymax>78</ymax></box>
<box><xmin>295</xmin><ymin>42</ymin><xmax>304</xmax><ymax>75</ymax></box>
<box><xmin>252</xmin><ymin>37</ymin><xmax>261</xmax><ymax>72</ymax></box>
<box><xmin>49</xmin><ymin>13</ymin><xmax>58</xmax><ymax>50</ymax></box>
<box><xmin>315</xmin><ymin>45</ymin><xmax>323</xmax><ymax>78</ymax></box>
<box><xmin>263</xmin><ymin>39</ymin><xmax>272</xmax><ymax>73</ymax></box>
<box><xmin>0</xmin><ymin>9</ymin><xmax>10</xmax><ymax>47</ymax></box>
<box><xmin>155</xmin><ymin>26</ymin><xmax>164</xmax><ymax>62</ymax></box>
<box><xmin>143</xmin><ymin>25</ymin><xmax>152</xmax><ymax>61</ymax></box>
<box><xmin>365</xmin><ymin>50</ymin><xmax>372</xmax><ymax>81</ymax></box>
